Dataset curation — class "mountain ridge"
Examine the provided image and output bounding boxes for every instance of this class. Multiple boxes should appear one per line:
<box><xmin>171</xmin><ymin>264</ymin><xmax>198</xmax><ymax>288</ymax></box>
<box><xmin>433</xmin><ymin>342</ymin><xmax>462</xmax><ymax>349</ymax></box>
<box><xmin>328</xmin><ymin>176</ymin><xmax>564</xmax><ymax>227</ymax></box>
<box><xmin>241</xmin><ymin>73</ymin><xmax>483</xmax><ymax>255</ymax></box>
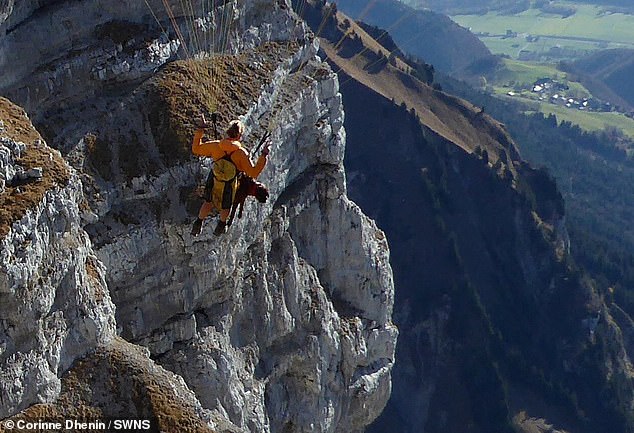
<box><xmin>301</xmin><ymin>2</ymin><xmax>634</xmax><ymax>432</ymax></box>
<box><xmin>333</xmin><ymin>0</ymin><xmax>494</xmax><ymax>75</ymax></box>
<box><xmin>308</xmin><ymin>3</ymin><xmax>517</xmax><ymax>167</ymax></box>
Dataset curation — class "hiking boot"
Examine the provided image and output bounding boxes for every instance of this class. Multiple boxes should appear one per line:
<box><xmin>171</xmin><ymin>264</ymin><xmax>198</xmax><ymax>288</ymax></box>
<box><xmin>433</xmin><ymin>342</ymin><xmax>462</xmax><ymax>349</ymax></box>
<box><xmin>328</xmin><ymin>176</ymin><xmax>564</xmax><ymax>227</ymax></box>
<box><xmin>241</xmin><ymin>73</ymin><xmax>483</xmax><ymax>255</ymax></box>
<box><xmin>191</xmin><ymin>218</ymin><xmax>203</xmax><ymax>236</ymax></box>
<box><xmin>213</xmin><ymin>220</ymin><xmax>227</xmax><ymax>236</ymax></box>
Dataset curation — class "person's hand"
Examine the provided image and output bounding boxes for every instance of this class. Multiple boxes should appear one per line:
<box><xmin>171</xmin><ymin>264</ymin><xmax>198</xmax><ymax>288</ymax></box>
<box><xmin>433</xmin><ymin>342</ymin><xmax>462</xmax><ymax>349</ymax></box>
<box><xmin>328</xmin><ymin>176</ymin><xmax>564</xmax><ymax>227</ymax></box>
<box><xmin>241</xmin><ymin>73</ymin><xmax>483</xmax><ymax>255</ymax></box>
<box><xmin>197</xmin><ymin>114</ymin><xmax>210</xmax><ymax>130</ymax></box>
<box><xmin>261</xmin><ymin>143</ymin><xmax>270</xmax><ymax>157</ymax></box>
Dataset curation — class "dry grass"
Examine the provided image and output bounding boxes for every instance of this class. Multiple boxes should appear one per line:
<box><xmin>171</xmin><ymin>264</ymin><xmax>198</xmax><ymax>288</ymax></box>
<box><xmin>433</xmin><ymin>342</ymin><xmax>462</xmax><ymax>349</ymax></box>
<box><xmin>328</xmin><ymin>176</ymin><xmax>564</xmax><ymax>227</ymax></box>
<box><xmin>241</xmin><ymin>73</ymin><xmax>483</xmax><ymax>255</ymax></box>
<box><xmin>507</xmin><ymin>383</ymin><xmax>580</xmax><ymax>433</ymax></box>
<box><xmin>0</xmin><ymin>97</ymin><xmax>70</xmax><ymax>239</ymax></box>
<box><xmin>146</xmin><ymin>42</ymin><xmax>296</xmax><ymax>169</ymax></box>
<box><xmin>320</xmin><ymin>11</ymin><xmax>520</xmax><ymax>167</ymax></box>
<box><xmin>512</xmin><ymin>412</ymin><xmax>568</xmax><ymax>433</ymax></box>
<box><xmin>2</xmin><ymin>338</ymin><xmax>215</xmax><ymax>433</ymax></box>
<box><xmin>83</xmin><ymin>42</ymin><xmax>296</xmax><ymax>182</ymax></box>
<box><xmin>85</xmin><ymin>256</ymin><xmax>101</xmax><ymax>281</ymax></box>
<box><xmin>334</xmin><ymin>11</ymin><xmax>412</xmax><ymax>74</ymax></box>
<box><xmin>84</xmin><ymin>255</ymin><xmax>107</xmax><ymax>303</ymax></box>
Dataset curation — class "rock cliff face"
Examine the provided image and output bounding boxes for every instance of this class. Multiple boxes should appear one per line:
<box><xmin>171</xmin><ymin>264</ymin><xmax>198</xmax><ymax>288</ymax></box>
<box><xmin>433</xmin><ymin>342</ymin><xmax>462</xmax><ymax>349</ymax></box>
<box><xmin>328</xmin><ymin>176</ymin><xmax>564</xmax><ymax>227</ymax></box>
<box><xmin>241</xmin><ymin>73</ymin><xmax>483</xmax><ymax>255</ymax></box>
<box><xmin>0</xmin><ymin>1</ymin><xmax>396</xmax><ymax>432</ymax></box>
<box><xmin>341</xmin><ymin>75</ymin><xmax>634</xmax><ymax>433</ymax></box>
<box><xmin>0</xmin><ymin>97</ymin><xmax>116</xmax><ymax>419</ymax></box>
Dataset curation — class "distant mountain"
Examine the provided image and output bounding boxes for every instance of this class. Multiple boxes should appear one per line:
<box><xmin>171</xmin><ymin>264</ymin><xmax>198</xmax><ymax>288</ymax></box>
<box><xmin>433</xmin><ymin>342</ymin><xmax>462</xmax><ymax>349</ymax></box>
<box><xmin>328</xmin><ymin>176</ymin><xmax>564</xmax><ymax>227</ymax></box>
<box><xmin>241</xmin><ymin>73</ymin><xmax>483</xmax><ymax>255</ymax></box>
<box><xmin>566</xmin><ymin>49</ymin><xmax>634</xmax><ymax>111</ymax></box>
<box><xmin>333</xmin><ymin>0</ymin><xmax>495</xmax><ymax>75</ymax></box>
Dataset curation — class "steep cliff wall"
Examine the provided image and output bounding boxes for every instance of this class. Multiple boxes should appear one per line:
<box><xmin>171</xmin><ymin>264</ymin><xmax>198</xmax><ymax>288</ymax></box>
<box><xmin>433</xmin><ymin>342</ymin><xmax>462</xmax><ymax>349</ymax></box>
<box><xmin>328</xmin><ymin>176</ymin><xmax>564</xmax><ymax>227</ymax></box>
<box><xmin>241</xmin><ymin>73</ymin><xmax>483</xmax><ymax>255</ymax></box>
<box><xmin>291</xmin><ymin>3</ymin><xmax>634</xmax><ymax>429</ymax></box>
<box><xmin>0</xmin><ymin>97</ymin><xmax>116</xmax><ymax>418</ymax></box>
<box><xmin>341</xmin><ymin>75</ymin><xmax>633</xmax><ymax>433</ymax></box>
<box><xmin>1</xmin><ymin>1</ymin><xmax>397</xmax><ymax>431</ymax></box>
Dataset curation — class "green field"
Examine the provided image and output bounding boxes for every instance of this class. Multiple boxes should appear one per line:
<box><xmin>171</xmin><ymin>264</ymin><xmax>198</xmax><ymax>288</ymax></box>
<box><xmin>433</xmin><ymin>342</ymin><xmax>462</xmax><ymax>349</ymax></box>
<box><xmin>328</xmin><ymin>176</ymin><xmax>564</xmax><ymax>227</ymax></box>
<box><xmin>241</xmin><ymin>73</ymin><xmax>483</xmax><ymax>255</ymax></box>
<box><xmin>476</xmin><ymin>35</ymin><xmax>604</xmax><ymax>59</ymax></box>
<box><xmin>451</xmin><ymin>3</ymin><xmax>634</xmax><ymax>59</ymax></box>
<box><xmin>487</xmin><ymin>60</ymin><xmax>634</xmax><ymax>139</ymax></box>
<box><xmin>495</xmin><ymin>59</ymin><xmax>565</xmax><ymax>85</ymax></box>
<box><xmin>493</xmin><ymin>59</ymin><xmax>589</xmax><ymax>95</ymax></box>
<box><xmin>529</xmin><ymin>104</ymin><xmax>634</xmax><ymax>139</ymax></box>
<box><xmin>449</xmin><ymin>2</ymin><xmax>634</xmax><ymax>141</ymax></box>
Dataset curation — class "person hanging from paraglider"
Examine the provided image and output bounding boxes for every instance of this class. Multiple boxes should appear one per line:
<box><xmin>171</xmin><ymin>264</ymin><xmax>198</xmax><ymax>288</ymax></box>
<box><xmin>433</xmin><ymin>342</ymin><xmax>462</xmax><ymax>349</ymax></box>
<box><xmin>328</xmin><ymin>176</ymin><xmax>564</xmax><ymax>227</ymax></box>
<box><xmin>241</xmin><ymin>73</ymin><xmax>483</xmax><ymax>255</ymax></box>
<box><xmin>191</xmin><ymin>113</ymin><xmax>270</xmax><ymax>236</ymax></box>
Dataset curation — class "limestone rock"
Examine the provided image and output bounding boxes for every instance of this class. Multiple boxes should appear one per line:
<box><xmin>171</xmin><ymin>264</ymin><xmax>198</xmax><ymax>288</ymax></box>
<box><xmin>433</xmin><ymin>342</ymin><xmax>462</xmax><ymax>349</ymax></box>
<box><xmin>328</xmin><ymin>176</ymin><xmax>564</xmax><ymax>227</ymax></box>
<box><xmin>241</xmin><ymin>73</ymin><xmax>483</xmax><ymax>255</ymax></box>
<box><xmin>0</xmin><ymin>1</ymin><xmax>397</xmax><ymax>431</ymax></box>
<box><xmin>2</xmin><ymin>338</ymin><xmax>217</xmax><ymax>432</ymax></box>
<box><xmin>0</xmin><ymin>105</ymin><xmax>117</xmax><ymax>418</ymax></box>
<box><xmin>89</xmin><ymin>54</ymin><xmax>397</xmax><ymax>432</ymax></box>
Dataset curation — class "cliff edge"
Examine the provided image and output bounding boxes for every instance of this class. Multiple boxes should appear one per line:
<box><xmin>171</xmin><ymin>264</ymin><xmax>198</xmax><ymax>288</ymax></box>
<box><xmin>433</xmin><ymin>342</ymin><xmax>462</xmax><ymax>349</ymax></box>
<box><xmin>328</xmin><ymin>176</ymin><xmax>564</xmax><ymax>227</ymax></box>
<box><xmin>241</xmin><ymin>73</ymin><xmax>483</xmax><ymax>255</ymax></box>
<box><xmin>0</xmin><ymin>1</ymin><xmax>397</xmax><ymax>432</ymax></box>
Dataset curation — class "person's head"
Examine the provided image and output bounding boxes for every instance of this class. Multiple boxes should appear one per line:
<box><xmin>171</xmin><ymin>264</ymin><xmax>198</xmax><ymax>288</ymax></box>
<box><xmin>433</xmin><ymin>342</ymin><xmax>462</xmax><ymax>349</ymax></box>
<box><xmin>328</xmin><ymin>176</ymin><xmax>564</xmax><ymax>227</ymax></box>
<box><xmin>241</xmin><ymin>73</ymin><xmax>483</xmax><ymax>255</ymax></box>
<box><xmin>226</xmin><ymin>120</ymin><xmax>244</xmax><ymax>139</ymax></box>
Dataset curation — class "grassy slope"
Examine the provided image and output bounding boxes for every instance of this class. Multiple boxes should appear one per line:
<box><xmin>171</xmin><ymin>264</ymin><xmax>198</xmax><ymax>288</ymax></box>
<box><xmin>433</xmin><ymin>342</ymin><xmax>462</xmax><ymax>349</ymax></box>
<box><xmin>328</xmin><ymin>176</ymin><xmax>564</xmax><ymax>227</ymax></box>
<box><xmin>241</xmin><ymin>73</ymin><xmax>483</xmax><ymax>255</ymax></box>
<box><xmin>0</xmin><ymin>97</ymin><xmax>70</xmax><ymax>238</ymax></box>
<box><xmin>333</xmin><ymin>0</ymin><xmax>493</xmax><ymax>74</ymax></box>
<box><xmin>531</xmin><ymin>104</ymin><xmax>634</xmax><ymax>139</ymax></box>
<box><xmin>478</xmin><ymin>35</ymin><xmax>603</xmax><ymax>58</ymax></box>
<box><xmin>321</xmin><ymin>12</ymin><xmax>518</xmax><ymax>166</ymax></box>
<box><xmin>495</xmin><ymin>59</ymin><xmax>572</xmax><ymax>86</ymax></box>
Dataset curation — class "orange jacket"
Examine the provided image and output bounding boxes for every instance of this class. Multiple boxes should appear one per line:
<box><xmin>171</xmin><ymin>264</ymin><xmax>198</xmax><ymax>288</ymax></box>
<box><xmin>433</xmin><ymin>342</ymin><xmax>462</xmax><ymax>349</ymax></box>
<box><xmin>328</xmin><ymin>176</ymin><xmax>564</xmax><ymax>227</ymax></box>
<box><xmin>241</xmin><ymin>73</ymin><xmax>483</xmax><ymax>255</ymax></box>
<box><xmin>192</xmin><ymin>129</ymin><xmax>267</xmax><ymax>178</ymax></box>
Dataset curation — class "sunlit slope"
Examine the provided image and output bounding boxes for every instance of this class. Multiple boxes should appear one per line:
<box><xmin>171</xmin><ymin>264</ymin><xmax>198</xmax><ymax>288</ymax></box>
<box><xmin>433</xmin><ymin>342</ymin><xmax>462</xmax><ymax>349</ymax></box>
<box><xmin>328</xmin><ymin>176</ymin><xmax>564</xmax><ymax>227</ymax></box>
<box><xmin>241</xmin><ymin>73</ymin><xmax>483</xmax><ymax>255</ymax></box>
<box><xmin>319</xmin><ymin>10</ymin><xmax>519</xmax><ymax>166</ymax></box>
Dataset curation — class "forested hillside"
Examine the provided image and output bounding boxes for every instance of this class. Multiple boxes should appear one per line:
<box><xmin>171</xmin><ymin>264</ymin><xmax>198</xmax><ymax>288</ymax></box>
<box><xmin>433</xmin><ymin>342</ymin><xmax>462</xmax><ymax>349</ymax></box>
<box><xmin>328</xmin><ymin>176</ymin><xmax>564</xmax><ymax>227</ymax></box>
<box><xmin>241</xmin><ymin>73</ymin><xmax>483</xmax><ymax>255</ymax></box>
<box><xmin>439</xmin><ymin>74</ymin><xmax>634</xmax><ymax>318</ymax></box>
<box><xmin>567</xmin><ymin>49</ymin><xmax>634</xmax><ymax>111</ymax></box>
<box><xmin>299</xmin><ymin>1</ymin><xmax>634</xmax><ymax>431</ymax></box>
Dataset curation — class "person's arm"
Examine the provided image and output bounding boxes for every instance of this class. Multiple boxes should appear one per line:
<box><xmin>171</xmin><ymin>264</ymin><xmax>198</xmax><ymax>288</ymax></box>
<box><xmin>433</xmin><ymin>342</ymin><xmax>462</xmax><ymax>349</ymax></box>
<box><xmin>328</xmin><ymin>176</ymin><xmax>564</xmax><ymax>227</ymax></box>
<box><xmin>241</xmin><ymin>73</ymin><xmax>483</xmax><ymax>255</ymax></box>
<box><xmin>233</xmin><ymin>147</ymin><xmax>268</xmax><ymax>178</ymax></box>
<box><xmin>192</xmin><ymin>129</ymin><xmax>219</xmax><ymax>157</ymax></box>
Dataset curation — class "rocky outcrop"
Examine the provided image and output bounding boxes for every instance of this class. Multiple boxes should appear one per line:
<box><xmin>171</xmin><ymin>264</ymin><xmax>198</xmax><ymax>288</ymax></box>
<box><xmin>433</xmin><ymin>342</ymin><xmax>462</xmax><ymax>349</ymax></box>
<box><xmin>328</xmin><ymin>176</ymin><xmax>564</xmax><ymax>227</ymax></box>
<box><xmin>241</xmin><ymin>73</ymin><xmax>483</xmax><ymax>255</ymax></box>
<box><xmin>1</xmin><ymin>1</ymin><xmax>397</xmax><ymax>431</ymax></box>
<box><xmin>2</xmin><ymin>338</ymin><xmax>217</xmax><ymax>433</ymax></box>
<box><xmin>86</xmin><ymin>51</ymin><xmax>396</xmax><ymax>432</ymax></box>
<box><xmin>0</xmin><ymin>0</ymin><xmax>304</xmax><ymax>117</ymax></box>
<box><xmin>0</xmin><ymin>97</ymin><xmax>116</xmax><ymax>418</ymax></box>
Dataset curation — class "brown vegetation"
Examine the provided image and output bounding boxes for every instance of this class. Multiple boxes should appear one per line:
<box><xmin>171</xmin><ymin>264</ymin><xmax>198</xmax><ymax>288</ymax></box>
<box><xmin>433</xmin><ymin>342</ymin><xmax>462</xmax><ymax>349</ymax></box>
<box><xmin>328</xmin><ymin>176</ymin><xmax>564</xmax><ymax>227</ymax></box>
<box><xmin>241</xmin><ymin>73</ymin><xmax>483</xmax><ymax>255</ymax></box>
<box><xmin>0</xmin><ymin>97</ymin><xmax>70</xmax><ymax>239</ymax></box>
<box><xmin>318</xmin><ymin>10</ymin><xmax>518</xmax><ymax>169</ymax></box>
<box><xmin>84</xmin><ymin>42</ymin><xmax>297</xmax><ymax>182</ymax></box>
<box><xmin>3</xmin><ymin>338</ymin><xmax>215</xmax><ymax>433</ymax></box>
<box><xmin>146</xmin><ymin>42</ymin><xmax>295</xmax><ymax>169</ymax></box>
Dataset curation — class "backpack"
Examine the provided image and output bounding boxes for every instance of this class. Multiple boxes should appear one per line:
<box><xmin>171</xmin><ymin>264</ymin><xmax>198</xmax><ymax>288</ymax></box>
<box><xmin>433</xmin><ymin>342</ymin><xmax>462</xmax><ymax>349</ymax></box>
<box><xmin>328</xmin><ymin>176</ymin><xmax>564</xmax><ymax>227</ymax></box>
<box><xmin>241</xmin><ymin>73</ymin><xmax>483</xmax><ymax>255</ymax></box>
<box><xmin>212</xmin><ymin>151</ymin><xmax>238</xmax><ymax>182</ymax></box>
<box><xmin>203</xmin><ymin>150</ymin><xmax>239</xmax><ymax>210</ymax></box>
